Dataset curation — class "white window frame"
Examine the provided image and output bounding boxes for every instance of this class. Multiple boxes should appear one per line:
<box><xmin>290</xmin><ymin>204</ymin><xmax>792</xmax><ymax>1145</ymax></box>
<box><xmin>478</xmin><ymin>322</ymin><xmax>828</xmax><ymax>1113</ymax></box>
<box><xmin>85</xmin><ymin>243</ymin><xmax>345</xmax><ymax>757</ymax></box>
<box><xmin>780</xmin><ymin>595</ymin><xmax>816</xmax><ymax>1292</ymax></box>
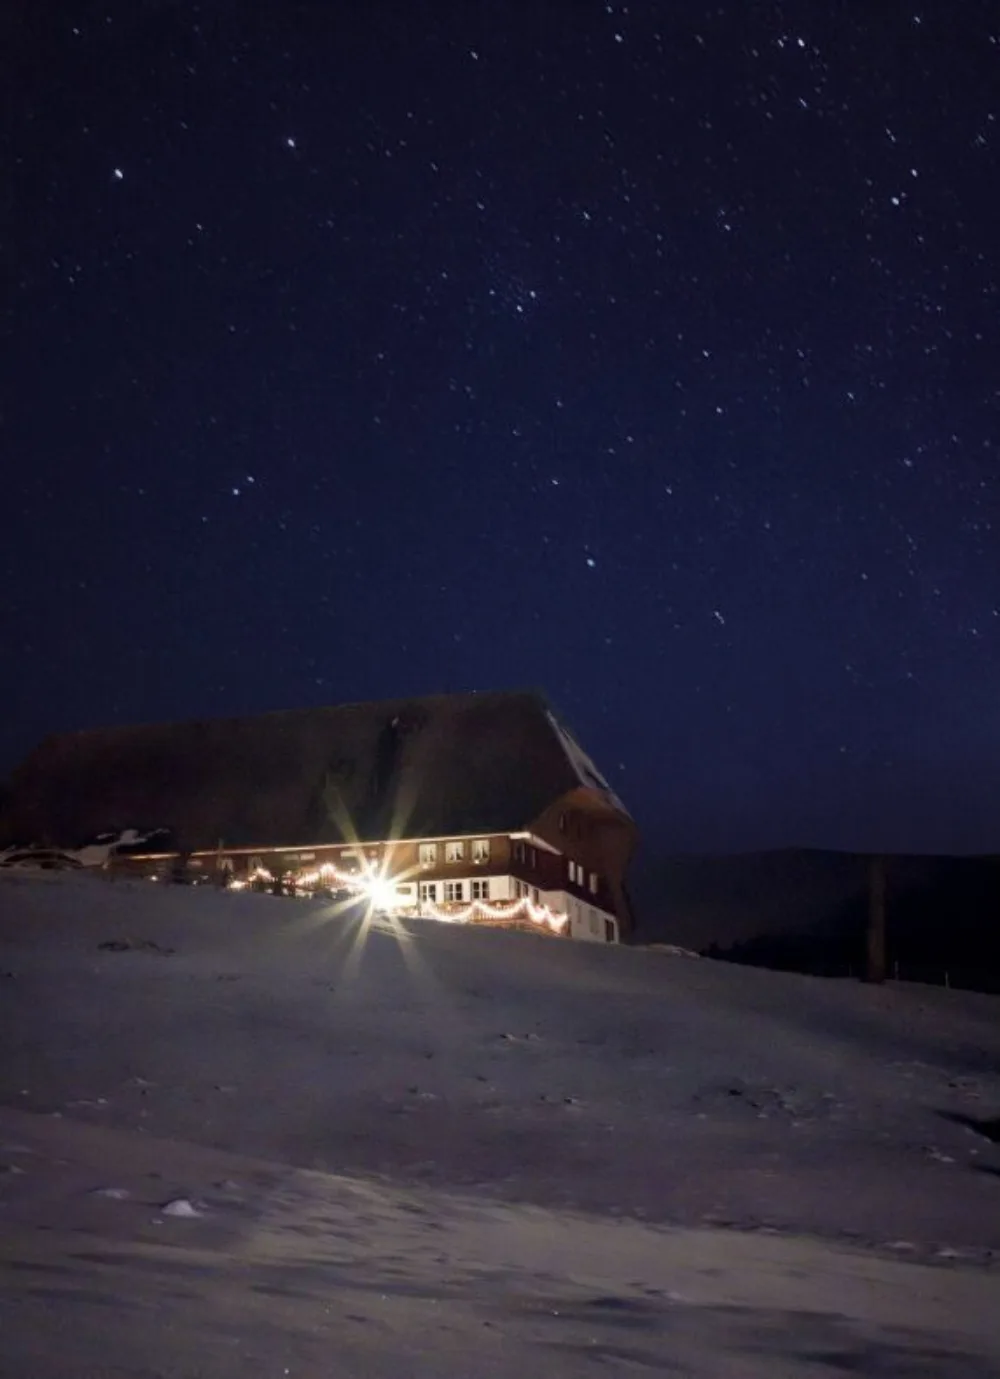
<box><xmin>418</xmin><ymin>842</ymin><xmax>438</xmax><ymax>868</ymax></box>
<box><xmin>445</xmin><ymin>840</ymin><xmax>465</xmax><ymax>863</ymax></box>
<box><xmin>444</xmin><ymin>880</ymin><xmax>465</xmax><ymax>903</ymax></box>
<box><xmin>471</xmin><ymin>838</ymin><xmax>490</xmax><ymax>864</ymax></box>
<box><xmin>419</xmin><ymin>881</ymin><xmax>438</xmax><ymax>903</ymax></box>
<box><xmin>471</xmin><ymin>878</ymin><xmax>490</xmax><ymax>901</ymax></box>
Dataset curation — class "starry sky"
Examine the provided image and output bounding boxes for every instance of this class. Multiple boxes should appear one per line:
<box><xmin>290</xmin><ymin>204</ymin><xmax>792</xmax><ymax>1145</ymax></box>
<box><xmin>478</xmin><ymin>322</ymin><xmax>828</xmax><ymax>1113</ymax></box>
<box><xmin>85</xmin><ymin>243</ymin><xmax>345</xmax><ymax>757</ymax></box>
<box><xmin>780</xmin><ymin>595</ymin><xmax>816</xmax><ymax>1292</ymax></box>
<box><xmin>3</xmin><ymin>1</ymin><xmax>999</xmax><ymax>874</ymax></box>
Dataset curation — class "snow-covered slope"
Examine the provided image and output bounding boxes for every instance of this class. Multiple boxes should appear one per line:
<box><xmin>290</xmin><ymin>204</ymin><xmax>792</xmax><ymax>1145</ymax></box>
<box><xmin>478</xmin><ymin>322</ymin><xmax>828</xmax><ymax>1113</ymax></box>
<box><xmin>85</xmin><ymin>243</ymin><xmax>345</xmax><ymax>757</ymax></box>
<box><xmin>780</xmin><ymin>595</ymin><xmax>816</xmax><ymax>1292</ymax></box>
<box><xmin>2</xmin><ymin>871</ymin><xmax>997</xmax><ymax>1248</ymax></box>
<box><xmin>1</xmin><ymin>872</ymin><xmax>999</xmax><ymax>1374</ymax></box>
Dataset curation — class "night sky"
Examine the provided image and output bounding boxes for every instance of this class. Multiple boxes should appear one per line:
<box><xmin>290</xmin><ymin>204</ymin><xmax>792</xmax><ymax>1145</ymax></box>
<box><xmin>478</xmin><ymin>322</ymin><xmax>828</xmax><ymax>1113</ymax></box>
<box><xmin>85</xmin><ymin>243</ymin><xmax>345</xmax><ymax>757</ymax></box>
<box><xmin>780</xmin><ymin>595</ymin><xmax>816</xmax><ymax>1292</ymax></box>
<box><xmin>4</xmin><ymin>2</ymin><xmax>998</xmax><ymax>870</ymax></box>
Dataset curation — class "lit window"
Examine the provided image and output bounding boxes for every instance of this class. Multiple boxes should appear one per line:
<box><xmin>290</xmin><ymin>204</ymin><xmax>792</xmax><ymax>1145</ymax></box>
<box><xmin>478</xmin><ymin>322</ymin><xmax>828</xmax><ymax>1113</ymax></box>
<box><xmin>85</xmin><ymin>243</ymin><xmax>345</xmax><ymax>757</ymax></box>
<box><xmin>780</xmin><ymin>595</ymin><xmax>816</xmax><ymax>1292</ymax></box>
<box><xmin>589</xmin><ymin>871</ymin><xmax>599</xmax><ymax>893</ymax></box>
<box><xmin>445</xmin><ymin>880</ymin><xmax>465</xmax><ymax>902</ymax></box>
<box><xmin>471</xmin><ymin>878</ymin><xmax>490</xmax><ymax>900</ymax></box>
<box><xmin>472</xmin><ymin>838</ymin><xmax>490</xmax><ymax>863</ymax></box>
<box><xmin>445</xmin><ymin>840</ymin><xmax>465</xmax><ymax>863</ymax></box>
<box><xmin>418</xmin><ymin>843</ymin><xmax>437</xmax><ymax>868</ymax></box>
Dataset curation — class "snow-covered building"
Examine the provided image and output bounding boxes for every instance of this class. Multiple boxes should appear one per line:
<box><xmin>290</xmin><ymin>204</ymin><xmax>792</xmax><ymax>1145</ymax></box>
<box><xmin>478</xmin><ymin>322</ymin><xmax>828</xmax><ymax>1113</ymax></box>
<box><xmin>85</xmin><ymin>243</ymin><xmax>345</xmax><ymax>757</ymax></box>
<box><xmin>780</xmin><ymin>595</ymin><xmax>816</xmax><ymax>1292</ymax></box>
<box><xmin>1</xmin><ymin>691</ymin><xmax>637</xmax><ymax>941</ymax></box>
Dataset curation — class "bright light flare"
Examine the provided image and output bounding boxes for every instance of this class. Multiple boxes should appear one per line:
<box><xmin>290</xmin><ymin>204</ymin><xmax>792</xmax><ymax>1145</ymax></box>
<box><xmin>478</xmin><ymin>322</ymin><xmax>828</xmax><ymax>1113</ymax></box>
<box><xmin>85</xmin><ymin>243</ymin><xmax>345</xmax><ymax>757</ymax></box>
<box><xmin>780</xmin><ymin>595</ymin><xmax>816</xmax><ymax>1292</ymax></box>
<box><xmin>363</xmin><ymin>873</ymin><xmax>399</xmax><ymax>912</ymax></box>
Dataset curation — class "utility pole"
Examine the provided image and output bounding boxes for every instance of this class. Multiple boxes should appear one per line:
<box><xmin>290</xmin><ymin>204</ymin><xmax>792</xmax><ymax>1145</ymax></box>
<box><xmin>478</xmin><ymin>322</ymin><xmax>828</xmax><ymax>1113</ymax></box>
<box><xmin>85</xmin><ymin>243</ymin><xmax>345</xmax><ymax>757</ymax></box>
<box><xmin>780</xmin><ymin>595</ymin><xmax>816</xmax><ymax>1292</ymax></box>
<box><xmin>866</xmin><ymin>854</ymin><xmax>887</xmax><ymax>983</ymax></box>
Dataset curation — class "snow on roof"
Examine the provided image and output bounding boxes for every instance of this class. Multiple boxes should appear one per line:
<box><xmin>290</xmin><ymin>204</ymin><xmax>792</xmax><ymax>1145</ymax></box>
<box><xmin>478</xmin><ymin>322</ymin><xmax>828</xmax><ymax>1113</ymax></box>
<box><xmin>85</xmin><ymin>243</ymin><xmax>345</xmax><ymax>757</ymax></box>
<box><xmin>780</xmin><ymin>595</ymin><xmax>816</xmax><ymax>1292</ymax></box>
<box><xmin>546</xmin><ymin>711</ymin><xmax>631</xmax><ymax>817</ymax></box>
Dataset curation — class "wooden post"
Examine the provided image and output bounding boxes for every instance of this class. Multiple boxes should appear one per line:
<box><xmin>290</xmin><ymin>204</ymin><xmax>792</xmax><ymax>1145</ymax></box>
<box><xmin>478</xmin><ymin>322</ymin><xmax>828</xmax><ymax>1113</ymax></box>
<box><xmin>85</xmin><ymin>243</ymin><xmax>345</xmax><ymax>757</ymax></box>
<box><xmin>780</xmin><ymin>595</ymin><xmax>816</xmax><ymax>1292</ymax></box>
<box><xmin>866</xmin><ymin>854</ymin><xmax>887</xmax><ymax>984</ymax></box>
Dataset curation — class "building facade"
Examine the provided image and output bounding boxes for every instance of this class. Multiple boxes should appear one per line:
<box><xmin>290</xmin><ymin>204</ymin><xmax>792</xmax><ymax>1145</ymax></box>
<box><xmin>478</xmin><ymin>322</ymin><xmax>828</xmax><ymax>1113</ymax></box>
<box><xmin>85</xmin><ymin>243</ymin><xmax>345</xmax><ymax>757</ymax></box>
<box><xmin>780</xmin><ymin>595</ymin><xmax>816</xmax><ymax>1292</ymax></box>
<box><xmin>2</xmin><ymin>690</ymin><xmax>637</xmax><ymax>941</ymax></box>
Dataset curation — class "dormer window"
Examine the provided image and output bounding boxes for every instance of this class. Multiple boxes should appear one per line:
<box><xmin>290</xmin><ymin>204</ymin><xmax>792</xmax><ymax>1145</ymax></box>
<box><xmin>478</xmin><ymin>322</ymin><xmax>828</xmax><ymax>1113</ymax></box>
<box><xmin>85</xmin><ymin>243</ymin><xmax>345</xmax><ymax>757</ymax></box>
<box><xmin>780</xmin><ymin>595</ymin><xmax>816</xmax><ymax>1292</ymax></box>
<box><xmin>418</xmin><ymin>843</ymin><xmax>438</xmax><ymax>868</ymax></box>
<box><xmin>472</xmin><ymin>838</ymin><xmax>490</xmax><ymax>864</ymax></box>
<box><xmin>445</xmin><ymin>840</ymin><xmax>465</xmax><ymax>863</ymax></box>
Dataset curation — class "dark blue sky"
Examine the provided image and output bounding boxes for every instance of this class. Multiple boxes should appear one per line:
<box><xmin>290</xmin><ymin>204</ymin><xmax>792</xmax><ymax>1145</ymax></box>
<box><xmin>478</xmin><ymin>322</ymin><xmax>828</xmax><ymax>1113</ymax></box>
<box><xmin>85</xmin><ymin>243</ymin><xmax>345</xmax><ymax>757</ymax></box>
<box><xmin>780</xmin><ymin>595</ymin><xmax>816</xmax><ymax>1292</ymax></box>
<box><xmin>3</xmin><ymin>2</ymin><xmax>998</xmax><ymax>860</ymax></box>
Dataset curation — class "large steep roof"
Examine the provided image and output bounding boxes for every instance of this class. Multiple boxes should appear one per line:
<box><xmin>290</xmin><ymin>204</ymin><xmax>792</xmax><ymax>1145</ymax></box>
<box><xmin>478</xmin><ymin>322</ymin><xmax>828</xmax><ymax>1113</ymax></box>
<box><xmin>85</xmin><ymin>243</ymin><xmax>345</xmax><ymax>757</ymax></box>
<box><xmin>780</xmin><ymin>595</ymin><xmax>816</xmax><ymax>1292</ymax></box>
<box><xmin>1</xmin><ymin>690</ymin><xmax>631</xmax><ymax>852</ymax></box>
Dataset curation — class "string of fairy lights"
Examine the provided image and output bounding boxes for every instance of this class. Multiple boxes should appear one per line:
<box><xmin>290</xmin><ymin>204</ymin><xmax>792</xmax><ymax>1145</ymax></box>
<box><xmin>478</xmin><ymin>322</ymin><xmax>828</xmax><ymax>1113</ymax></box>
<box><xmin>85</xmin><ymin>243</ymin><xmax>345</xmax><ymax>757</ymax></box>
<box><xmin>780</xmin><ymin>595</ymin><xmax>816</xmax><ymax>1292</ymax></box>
<box><xmin>230</xmin><ymin>858</ymin><xmax>569</xmax><ymax>933</ymax></box>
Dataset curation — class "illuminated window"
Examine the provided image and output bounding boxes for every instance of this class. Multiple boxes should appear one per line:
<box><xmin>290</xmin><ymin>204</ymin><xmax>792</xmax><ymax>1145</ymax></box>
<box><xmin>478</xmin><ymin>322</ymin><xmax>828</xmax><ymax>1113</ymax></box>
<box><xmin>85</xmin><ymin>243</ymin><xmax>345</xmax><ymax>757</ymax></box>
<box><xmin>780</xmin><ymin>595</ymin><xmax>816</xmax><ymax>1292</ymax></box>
<box><xmin>471</xmin><ymin>878</ymin><xmax>490</xmax><ymax>900</ymax></box>
<box><xmin>444</xmin><ymin>880</ymin><xmax>465</xmax><ymax>902</ymax></box>
<box><xmin>445</xmin><ymin>840</ymin><xmax>465</xmax><ymax>863</ymax></box>
<box><xmin>472</xmin><ymin>838</ymin><xmax>490</xmax><ymax>863</ymax></box>
<box><xmin>418</xmin><ymin>843</ymin><xmax>437</xmax><ymax>868</ymax></box>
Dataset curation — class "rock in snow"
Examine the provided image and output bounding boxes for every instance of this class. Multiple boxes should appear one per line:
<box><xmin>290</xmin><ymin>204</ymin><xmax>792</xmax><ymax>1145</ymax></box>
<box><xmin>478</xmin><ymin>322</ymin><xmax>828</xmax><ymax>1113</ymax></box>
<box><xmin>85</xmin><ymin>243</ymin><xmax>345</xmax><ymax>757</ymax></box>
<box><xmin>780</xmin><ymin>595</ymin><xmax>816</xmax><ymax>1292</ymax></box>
<box><xmin>160</xmin><ymin>1197</ymin><xmax>205</xmax><ymax>1218</ymax></box>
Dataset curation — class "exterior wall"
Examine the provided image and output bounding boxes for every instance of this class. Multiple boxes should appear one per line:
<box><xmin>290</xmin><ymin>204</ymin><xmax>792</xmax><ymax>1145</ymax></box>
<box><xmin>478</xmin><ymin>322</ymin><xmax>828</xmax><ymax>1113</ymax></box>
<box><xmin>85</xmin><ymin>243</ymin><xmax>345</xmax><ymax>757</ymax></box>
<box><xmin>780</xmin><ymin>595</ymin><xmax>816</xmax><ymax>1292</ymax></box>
<box><xmin>530</xmin><ymin>796</ymin><xmax>636</xmax><ymax>936</ymax></box>
<box><xmin>545</xmin><ymin>890</ymin><xmax>620</xmax><ymax>944</ymax></box>
<box><xmin>397</xmin><ymin>833</ymin><xmax>512</xmax><ymax>885</ymax></box>
<box><xmin>413</xmin><ymin>874</ymin><xmax>510</xmax><ymax>907</ymax></box>
<box><xmin>109</xmin><ymin>826</ymin><xmax>622</xmax><ymax>943</ymax></box>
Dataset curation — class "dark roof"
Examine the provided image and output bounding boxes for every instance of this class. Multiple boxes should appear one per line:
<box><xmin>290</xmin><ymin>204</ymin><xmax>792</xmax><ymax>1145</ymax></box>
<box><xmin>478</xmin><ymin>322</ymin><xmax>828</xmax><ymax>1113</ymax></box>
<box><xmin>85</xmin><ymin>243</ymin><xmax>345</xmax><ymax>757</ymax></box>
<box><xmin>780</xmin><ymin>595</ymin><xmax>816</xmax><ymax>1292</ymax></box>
<box><xmin>1</xmin><ymin>690</ymin><xmax>631</xmax><ymax>852</ymax></box>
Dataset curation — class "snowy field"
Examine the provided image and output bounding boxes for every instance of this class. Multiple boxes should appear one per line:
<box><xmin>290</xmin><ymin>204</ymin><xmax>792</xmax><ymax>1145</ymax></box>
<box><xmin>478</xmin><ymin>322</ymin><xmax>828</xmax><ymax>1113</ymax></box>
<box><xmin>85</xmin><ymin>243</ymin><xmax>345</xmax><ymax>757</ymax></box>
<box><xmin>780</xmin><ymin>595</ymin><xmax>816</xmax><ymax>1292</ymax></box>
<box><xmin>1</xmin><ymin>872</ymin><xmax>998</xmax><ymax>1375</ymax></box>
